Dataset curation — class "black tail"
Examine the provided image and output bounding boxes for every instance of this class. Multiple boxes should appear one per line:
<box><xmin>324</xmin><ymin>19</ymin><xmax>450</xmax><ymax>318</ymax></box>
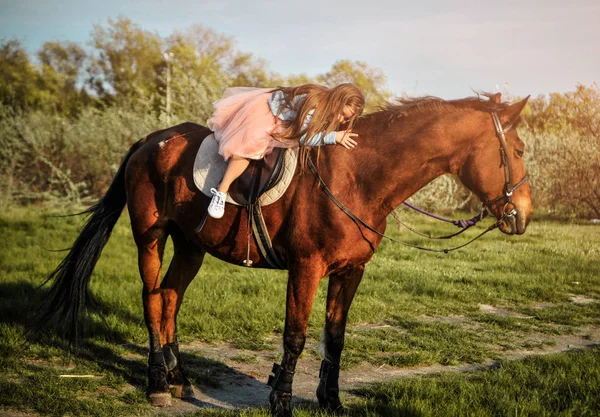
<box><xmin>32</xmin><ymin>140</ymin><xmax>144</xmax><ymax>343</ymax></box>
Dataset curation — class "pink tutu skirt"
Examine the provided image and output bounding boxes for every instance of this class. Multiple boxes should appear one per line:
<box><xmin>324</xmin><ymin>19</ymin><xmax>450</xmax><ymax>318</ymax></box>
<box><xmin>207</xmin><ymin>87</ymin><xmax>297</xmax><ymax>160</ymax></box>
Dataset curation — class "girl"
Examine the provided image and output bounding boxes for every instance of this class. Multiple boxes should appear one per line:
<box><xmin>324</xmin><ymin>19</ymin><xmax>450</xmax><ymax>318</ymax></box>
<box><xmin>206</xmin><ymin>83</ymin><xmax>365</xmax><ymax>218</ymax></box>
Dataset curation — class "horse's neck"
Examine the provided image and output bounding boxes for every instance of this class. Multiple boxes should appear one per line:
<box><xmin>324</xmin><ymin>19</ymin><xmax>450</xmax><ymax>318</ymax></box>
<box><xmin>342</xmin><ymin>111</ymin><xmax>478</xmax><ymax>216</ymax></box>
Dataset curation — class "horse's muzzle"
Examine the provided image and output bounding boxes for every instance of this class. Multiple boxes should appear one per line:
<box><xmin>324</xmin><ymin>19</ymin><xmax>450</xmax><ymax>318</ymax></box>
<box><xmin>499</xmin><ymin>209</ymin><xmax>530</xmax><ymax>235</ymax></box>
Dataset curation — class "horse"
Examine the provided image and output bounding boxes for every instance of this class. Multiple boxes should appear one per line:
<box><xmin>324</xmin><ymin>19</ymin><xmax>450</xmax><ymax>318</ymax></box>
<box><xmin>34</xmin><ymin>92</ymin><xmax>532</xmax><ymax>416</ymax></box>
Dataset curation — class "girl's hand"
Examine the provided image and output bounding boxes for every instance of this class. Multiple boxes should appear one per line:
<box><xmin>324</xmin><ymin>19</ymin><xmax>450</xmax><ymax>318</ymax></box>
<box><xmin>335</xmin><ymin>130</ymin><xmax>358</xmax><ymax>149</ymax></box>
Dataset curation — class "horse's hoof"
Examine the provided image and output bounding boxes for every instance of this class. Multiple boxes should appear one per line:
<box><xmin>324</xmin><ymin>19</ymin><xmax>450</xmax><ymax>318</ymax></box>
<box><xmin>149</xmin><ymin>392</ymin><xmax>172</xmax><ymax>407</ymax></box>
<box><xmin>317</xmin><ymin>390</ymin><xmax>345</xmax><ymax>414</ymax></box>
<box><xmin>271</xmin><ymin>407</ymin><xmax>293</xmax><ymax>417</ymax></box>
<box><xmin>171</xmin><ymin>383</ymin><xmax>196</xmax><ymax>400</ymax></box>
<box><xmin>318</xmin><ymin>401</ymin><xmax>346</xmax><ymax>415</ymax></box>
<box><xmin>182</xmin><ymin>384</ymin><xmax>196</xmax><ymax>400</ymax></box>
<box><xmin>269</xmin><ymin>390</ymin><xmax>292</xmax><ymax>417</ymax></box>
<box><xmin>327</xmin><ymin>404</ymin><xmax>347</xmax><ymax>415</ymax></box>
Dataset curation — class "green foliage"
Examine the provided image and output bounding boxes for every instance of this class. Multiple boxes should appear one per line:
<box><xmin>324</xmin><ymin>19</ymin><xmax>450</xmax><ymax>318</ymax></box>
<box><xmin>404</xmin><ymin>174</ymin><xmax>475</xmax><ymax>213</ymax></box>
<box><xmin>163</xmin><ymin>25</ymin><xmax>233</xmax><ymax>124</ymax></box>
<box><xmin>0</xmin><ymin>103</ymin><xmax>161</xmax><ymax>206</ymax></box>
<box><xmin>317</xmin><ymin>59</ymin><xmax>391</xmax><ymax>112</ymax></box>
<box><xmin>522</xmin><ymin>83</ymin><xmax>600</xmax><ymax>218</ymax></box>
<box><xmin>37</xmin><ymin>41</ymin><xmax>92</xmax><ymax>117</ymax></box>
<box><xmin>88</xmin><ymin>16</ymin><xmax>164</xmax><ymax>107</ymax></box>
<box><xmin>0</xmin><ymin>39</ymin><xmax>42</xmax><ymax>110</ymax></box>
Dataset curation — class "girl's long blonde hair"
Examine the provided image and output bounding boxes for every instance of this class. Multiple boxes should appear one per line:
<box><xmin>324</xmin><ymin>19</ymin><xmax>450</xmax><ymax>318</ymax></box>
<box><xmin>271</xmin><ymin>83</ymin><xmax>365</xmax><ymax>144</ymax></box>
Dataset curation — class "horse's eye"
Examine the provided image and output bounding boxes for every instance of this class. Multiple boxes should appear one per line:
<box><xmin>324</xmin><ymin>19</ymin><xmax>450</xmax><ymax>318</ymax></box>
<box><xmin>515</xmin><ymin>149</ymin><xmax>524</xmax><ymax>158</ymax></box>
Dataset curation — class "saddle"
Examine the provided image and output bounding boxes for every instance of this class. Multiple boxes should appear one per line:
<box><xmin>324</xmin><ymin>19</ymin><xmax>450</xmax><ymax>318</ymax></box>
<box><xmin>193</xmin><ymin>134</ymin><xmax>297</xmax><ymax>269</ymax></box>
<box><xmin>193</xmin><ymin>134</ymin><xmax>297</xmax><ymax>206</ymax></box>
<box><xmin>229</xmin><ymin>147</ymin><xmax>285</xmax><ymax>205</ymax></box>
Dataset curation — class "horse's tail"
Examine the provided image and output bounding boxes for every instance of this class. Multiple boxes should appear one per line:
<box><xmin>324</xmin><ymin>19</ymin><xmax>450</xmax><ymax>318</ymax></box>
<box><xmin>32</xmin><ymin>139</ymin><xmax>145</xmax><ymax>344</ymax></box>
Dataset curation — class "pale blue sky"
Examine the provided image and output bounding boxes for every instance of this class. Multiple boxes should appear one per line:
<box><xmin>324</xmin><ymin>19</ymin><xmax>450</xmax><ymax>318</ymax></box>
<box><xmin>1</xmin><ymin>0</ymin><xmax>598</xmax><ymax>99</ymax></box>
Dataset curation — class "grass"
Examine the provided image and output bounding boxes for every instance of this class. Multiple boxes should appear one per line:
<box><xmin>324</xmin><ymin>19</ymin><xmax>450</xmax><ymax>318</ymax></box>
<box><xmin>0</xmin><ymin>206</ymin><xmax>599</xmax><ymax>416</ymax></box>
<box><xmin>154</xmin><ymin>347</ymin><xmax>600</xmax><ymax>417</ymax></box>
<box><xmin>350</xmin><ymin>346</ymin><xmax>600</xmax><ymax>417</ymax></box>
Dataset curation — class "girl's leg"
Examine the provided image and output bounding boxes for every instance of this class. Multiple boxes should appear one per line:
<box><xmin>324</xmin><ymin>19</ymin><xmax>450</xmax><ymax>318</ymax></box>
<box><xmin>208</xmin><ymin>155</ymin><xmax>250</xmax><ymax>219</ymax></box>
<box><xmin>218</xmin><ymin>155</ymin><xmax>250</xmax><ymax>193</ymax></box>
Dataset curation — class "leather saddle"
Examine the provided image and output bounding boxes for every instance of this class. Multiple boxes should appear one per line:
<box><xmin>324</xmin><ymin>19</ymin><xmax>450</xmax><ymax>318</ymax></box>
<box><xmin>229</xmin><ymin>147</ymin><xmax>286</xmax><ymax>206</ymax></box>
<box><xmin>192</xmin><ymin>135</ymin><xmax>291</xmax><ymax>269</ymax></box>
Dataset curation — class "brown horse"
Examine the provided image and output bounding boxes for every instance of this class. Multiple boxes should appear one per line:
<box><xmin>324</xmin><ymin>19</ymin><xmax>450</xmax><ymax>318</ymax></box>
<box><xmin>35</xmin><ymin>93</ymin><xmax>532</xmax><ymax>416</ymax></box>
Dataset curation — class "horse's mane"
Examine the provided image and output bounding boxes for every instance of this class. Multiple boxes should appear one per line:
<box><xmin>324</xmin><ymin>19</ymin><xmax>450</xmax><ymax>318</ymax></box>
<box><xmin>366</xmin><ymin>92</ymin><xmax>517</xmax><ymax>125</ymax></box>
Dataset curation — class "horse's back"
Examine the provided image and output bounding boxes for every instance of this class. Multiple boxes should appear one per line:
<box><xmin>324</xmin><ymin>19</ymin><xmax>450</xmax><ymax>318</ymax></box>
<box><xmin>125</xmin><ymin>123</ymin><xmax>212</xmax><ymax>233</ymax></box>
<box><xmin>127</xmin><ymin>122</ymin><xmax>210</xmax><ymax>178</ymax></box>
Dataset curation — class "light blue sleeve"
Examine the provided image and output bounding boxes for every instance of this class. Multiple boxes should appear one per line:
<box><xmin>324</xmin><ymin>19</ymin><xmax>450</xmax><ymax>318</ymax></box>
<box><xmin>268</xmin><ymin>90</ymin><xmax>285</xmax><ymax>118</ymax></box>
<box><xmin>268</xmin><ymin>92</ymin><xmax>337</xmax><ymax>146</ymax></box>
<box><xmin>268</xmin><ymin>90</ymin><xmax>303</xmax><ymax>121</ymax></box>
<box><xmin>299</xmin><ymin>109</ymin><xmax>337</xmax><ymax>147</ymax></box>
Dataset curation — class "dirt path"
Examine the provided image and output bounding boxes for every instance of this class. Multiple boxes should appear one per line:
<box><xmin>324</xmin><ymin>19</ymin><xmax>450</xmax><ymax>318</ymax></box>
<box><xmin>157</xmin><ymin>323</ymin><xmax>600</xmax><ymax>415</ymax></box>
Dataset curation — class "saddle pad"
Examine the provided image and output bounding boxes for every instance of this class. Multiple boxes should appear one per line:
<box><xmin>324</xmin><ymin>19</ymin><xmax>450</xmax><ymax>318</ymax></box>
<box><xmin>193</xmin><ymin>134</ymin><xmax>298</xmax><ymax>206</ymax></box>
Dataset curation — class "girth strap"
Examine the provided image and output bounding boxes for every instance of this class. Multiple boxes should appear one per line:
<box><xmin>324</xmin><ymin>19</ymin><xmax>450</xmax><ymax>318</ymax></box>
<box><xmin>251</xmin><ymin>203</ymin><xmax>286</xmax><ymax>269</ymax></box>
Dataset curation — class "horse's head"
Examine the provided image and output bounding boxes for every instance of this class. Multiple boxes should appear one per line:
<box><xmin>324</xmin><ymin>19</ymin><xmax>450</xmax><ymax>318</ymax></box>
<box><xmin>457</xmin><ymin>94</ymin><xmax>532</xmax><ymax>235</ymax></box>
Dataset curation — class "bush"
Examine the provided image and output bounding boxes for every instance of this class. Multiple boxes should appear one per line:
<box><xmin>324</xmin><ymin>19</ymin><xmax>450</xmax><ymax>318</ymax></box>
<box><xmin>0</xmin><ymin>103</ymin><xmax>162</xmax><ymax>207</ymax></box>
<box><xmin>522</xmin><ymin>84</ymin><xmax>600</xmax><ymax>218</ymax></box>
<box><xmin>1</xmin><ymin>84</ymin><xmax>599</xmax><ymax>220</ymax></box>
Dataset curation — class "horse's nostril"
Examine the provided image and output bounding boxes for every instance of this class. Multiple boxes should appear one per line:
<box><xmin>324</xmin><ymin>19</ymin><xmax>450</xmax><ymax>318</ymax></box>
<box><xmin>502</xmin><ymin>215</ymin><xmax>517</xmax><ymax>235</ymax></box>
<box><xmin>516</xmin><ymin>211</ymin><xmax>528</xmax><ymax>234</ymax></box>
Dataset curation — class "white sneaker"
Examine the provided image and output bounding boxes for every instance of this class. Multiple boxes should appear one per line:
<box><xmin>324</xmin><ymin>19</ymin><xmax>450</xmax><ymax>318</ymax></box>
<box><xmin>208</xmin><ymin>188</ymin><xmax>227</xmax><ymax>219</ymax></box>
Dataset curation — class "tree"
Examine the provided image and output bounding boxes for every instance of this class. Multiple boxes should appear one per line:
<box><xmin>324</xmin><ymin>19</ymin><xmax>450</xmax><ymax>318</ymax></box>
<box><xmin>0</xmin><ymin>39</ymin><xmax>41</xmax><ymax>111</ymax></box>
<box><xmin>87</xmin><ymin>17</ymin><xmax>164</xmax><ymax>106</ymax></box>
<box><xmin>317</xmin><ymin>60</ymin><xmax>391</xmax><ymax>112</ymax></box>
<box><xmin>37</xmin><ymin>41</ymin><xmax>91</xmax><ymax>116</ymax></box>
<box><xmin>229</xmin><ymin>52</ymin><xmax>280</xmax><ymax>87</ymax></box>
<box><xmin>522</xmin><ymin>83</ymin><xmax>600</xmax><ymax>218</ymax></box>
<box><xmin>163</xmin><ymin>25</ymin><xmax>233</xmax><ymax>123</ymax></box>
<box><xmin>163</xmin><ymin>25</ymin><xmax>288</xmax><ymax>123</ymax></box>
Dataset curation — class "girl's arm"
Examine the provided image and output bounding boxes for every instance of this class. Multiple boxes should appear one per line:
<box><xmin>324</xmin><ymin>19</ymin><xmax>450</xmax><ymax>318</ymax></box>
<box><xmin>298</xmin><ymin>109</ymin><xmax>337</xmax><ymax>146</ymax></box>
<box><xmin>299</xmin><ymin>109</ymin><xmax>338</xmax><ymax>146</ymax></box>
<box><xmin>268</xmin><ymin>91</ymin><xmax>357</xmax><ymax>148</ymax></box>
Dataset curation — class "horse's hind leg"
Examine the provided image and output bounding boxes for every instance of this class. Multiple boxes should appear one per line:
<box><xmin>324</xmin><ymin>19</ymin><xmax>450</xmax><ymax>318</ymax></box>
<box><xmin>134</xmin><ymin>222</ymin><xmax>172</xmax><ymax>407</ymax></box>
<box><xmin>160</xmin><ymin>226</ymin><xmax>206</xmax><ymax>401</ymax></box>
<box><xmin>317</xmin><ymin>265</ymin><xmax>365</xmax><ymax>412</ymax></box>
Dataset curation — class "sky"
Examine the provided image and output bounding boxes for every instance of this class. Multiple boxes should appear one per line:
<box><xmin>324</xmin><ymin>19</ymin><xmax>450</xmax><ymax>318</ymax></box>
<box><xmin>1</xmin><ymin>0</ymin><xmax>598</xmax><ymax>99</ymax></box>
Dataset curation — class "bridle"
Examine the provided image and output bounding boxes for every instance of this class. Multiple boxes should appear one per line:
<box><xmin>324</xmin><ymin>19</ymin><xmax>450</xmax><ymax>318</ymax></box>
<box><xmin>307</xmin><ymin>112</ymin><xmax>529</xmax><ymax>253</ymax></box>
<box><xmin>485</xmin><ymin>112</ymin><xmax>529</xmax><ymax>218</ymax></box>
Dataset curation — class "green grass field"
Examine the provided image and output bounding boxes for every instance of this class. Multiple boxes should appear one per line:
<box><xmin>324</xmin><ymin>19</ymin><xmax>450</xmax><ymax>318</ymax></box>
<box><xmin>0</xmin><ymin>206</ymin><xmax>599</xmax><ymax>416</ymax></box>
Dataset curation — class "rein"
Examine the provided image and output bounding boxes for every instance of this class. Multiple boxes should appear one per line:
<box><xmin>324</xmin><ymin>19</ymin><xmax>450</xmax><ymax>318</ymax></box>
<box><xmin>308</xmin><ymin>111</ymin><xmax>529</xmax><ymax>253</ymax></box>
<box><xmin>391</xmin><ymin>207</ymin><xmax>488</xmax><ymax>240</ymax></box>
<box><xmin>307</xmin><ymin>156</ymin><xmax>502</xmax><ymax>253</ymax></box>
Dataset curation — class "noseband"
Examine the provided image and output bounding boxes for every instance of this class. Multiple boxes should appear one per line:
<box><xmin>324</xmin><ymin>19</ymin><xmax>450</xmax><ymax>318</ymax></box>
<box><xmin>486</xmin><ymin>112</ymin><xmax>529</xmax><ymax>218</ymax></box>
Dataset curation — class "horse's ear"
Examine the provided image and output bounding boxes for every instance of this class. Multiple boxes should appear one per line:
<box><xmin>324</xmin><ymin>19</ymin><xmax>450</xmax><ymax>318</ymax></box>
<box><xmin>500</xmin><ymin>96</ymin><xmax>530</xmax><ymax>126</ymax></box>
<box><xmin>490</xmin><ymin>93</ymin><xmax>502</xmax><ymax>104</ymax></box>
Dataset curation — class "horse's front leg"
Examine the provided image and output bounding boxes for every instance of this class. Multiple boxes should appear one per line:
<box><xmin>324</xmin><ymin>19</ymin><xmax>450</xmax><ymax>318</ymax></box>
<box><xmin>317</xmin><ymin>265</ymin><xmax>365</xmax><ymax>413</ymax></box>
<box><xmin>268</xmin><ymin>263</ymin><xmax>323</xmax><ymax>417</ymax></box>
